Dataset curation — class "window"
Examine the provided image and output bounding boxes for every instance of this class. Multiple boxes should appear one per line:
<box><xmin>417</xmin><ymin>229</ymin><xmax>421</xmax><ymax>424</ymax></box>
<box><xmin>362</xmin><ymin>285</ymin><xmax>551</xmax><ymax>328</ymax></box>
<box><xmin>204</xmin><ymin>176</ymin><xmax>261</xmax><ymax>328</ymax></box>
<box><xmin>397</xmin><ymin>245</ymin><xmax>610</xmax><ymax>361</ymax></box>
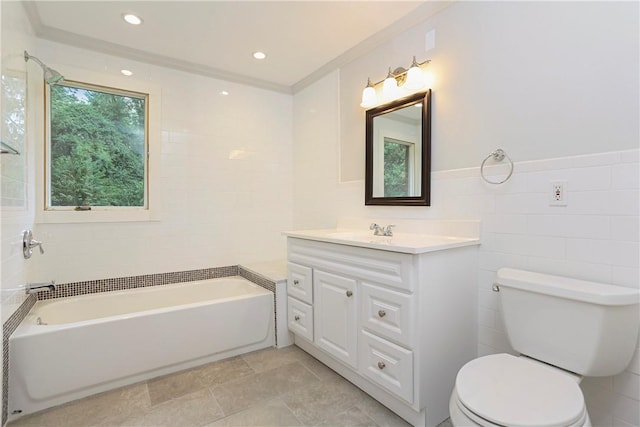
<box><xmin>47</xmin><ymin>81</ymin><xmax>148</xmax><ymax>209</ymax></box>
<box><xmin>34</xmin><ymin>65</ymin><xmax>160</xmax><ymax>224</ymax></box>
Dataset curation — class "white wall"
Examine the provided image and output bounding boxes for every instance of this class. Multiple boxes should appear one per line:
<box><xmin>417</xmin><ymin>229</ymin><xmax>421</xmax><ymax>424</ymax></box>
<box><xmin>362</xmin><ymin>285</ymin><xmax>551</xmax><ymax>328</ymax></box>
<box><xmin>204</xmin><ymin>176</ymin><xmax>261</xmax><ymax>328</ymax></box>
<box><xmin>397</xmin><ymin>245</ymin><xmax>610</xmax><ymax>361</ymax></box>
<box><xmin>293</xmin><ymin>2</ymin><xmax>639</xmax><ymax>425</ymax></box>
<box><xmin>340</xmin><ymin>1</ymin><xmax>638</xmax><ymax>180</ymax></box>
<box><xmin>1</xmin><ymin>1</ymin><xmax>36</xmax><ymax>322</ymax></box>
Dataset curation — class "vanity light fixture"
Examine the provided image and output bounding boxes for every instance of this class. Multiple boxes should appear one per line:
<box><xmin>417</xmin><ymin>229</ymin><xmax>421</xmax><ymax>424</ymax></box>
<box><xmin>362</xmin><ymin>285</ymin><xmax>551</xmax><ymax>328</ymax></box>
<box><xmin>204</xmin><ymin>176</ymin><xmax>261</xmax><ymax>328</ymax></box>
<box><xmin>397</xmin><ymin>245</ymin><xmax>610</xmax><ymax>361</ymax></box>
<box><xmin>123</xmin><ymin>13</ymin><xmax>143</xmax><ymax>25</ymax></box>
<box><xmin>360</xmin><ymin>56</ymin><xmax>431</xmax><ymax>109</ymax></box>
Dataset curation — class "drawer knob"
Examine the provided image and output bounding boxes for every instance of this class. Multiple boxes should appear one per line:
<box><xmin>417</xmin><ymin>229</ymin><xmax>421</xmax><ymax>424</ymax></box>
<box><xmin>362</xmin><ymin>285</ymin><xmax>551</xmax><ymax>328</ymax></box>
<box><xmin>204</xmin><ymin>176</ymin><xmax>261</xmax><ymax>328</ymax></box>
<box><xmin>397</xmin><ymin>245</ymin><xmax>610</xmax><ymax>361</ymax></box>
<box><xmin>293</xmin><ymin>279</ymin><xmax>299</xmax><ymax>285</ymax></box>
<box><xmin>294</xmin><ymin>315</ymin><xmax>300</xmax><ymax>321</ymax></box>
<box><xmin>377</xmin><ymin>361</ymin><xmax>386</xmax><ymax>370</ymax></box>
<box><xmin>346</xmin><ymin>290</ymin><xmax>353</xmax><ymax>297</ymax></box>
<box><xmin>378</xmin><ymin>310</ymin><xmax>386</xmax><ymax>318</ymax></box>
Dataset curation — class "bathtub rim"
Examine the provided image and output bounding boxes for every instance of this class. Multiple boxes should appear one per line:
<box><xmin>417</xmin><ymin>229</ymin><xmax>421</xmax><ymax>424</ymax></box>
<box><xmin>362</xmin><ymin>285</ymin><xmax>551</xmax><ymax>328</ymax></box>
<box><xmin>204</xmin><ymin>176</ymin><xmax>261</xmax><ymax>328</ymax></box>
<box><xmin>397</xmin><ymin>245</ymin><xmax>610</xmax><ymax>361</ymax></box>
<box><xmin>14</xmin><ymin>275</ymin><xmax>272</xmax><ymax>335</ymax></box>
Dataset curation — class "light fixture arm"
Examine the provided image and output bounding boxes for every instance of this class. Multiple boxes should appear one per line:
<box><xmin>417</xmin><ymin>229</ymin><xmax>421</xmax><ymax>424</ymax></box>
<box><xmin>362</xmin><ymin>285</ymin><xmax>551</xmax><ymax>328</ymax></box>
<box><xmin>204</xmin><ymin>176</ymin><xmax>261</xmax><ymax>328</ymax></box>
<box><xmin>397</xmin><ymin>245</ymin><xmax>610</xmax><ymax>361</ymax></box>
<box><xmin>367</xmin><ymin>58</ymin><xmax>431</xmax><ymax>87</ymax></box>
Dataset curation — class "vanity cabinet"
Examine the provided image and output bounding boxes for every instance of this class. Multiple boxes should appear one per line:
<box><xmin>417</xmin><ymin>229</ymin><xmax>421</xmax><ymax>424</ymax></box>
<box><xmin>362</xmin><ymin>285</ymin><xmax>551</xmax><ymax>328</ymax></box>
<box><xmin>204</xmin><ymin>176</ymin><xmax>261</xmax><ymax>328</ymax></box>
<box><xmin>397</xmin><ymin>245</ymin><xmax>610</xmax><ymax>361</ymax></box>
<box><xmin>286</xmin><ymin>235</ymin><xmax>478</xmax><ymax>427</ymax></box>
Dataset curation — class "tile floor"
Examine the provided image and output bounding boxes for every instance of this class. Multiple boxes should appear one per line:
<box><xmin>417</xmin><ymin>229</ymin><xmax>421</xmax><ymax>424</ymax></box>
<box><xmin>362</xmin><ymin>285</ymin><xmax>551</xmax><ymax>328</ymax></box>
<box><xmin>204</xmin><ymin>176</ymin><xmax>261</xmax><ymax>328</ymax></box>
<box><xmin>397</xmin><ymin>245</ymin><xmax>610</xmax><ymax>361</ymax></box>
<box><xmin>8</xmin><ymin>346</ymin><xmax>453</xmax><ymax>427</ymax></box>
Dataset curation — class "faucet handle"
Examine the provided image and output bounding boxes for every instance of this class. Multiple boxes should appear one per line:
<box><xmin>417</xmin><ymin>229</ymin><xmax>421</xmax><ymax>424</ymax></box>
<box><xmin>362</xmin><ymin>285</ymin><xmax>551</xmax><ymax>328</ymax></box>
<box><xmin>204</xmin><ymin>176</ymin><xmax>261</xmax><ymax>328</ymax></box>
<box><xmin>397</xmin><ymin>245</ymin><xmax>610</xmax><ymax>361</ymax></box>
<box><xmin>369</xmin><ymin>223</ymin><xmax>379</xmax><ymax>230</ymax></box>
<box><xmin>384</xmin><ymin>225</ymin><xmax>396</xmax><ymax>236</ymax></box>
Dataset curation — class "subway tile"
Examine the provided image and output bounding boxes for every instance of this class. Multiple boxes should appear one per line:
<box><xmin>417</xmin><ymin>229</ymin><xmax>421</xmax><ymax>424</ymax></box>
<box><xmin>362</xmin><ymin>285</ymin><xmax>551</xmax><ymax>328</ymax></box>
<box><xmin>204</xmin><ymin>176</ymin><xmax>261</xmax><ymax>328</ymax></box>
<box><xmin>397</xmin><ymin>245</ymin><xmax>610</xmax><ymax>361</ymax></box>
<box><xmin>526</xmin><ymin>166</ymin><xmax>611</xmax><ymax>193</ymax></box>
<box><xmin>525</xmin><ymin>257</ymin><xmax>612</xmax><ymax>284</ymax></box>
<box><xmin>527</xmin><ymin>215</ymin><xmax>610</xmax><ymax>239</ymax></box>
<box><xmin>611</xmin><ymin>217</ymin><xmax>639</xmax><ymax>242</ymax></box>
<box><xmin>610</xmin><ymin>241</ymin><xmax>639</xmax><ymax>267</ymax></box>
<box><xmin>618</xmin><ymin>149</ymin><xmax>640</xmax><ymax>164</ymax></box>
<box><xmin>609</xmin><ymin>190</ymin><xmax>640</xmax><ymax>216</ymax></box>
<box><xmin>566</xmin><ymin>238</ymin><xmax>614</xmax><ymax>265</ymax></box>
<box><xmin>612</xmin><ymin>162</ymin><xmax>640</xmax><ymax>190</ymax></box>
<box><xmin>478</xmin><ymin>307</ymin><xmax>497</xmax><ymax>328</ymax></box>
<box><xmin>613</xmin><ymin>372</ymin><xmax>640</xmax><ymax>400</ymax></box>
<box><xmin>477</xmin><ymin>325</ymin><xmax>512</xmax><ymax>353</ymax></box>
<box><xmin>482</xmin><ymin>214</ymin><xmax>527</xmax><ymax>234</ymax></box>
<box><xmin>478</xmin><ymin>251</ymin><xmax>528</xmax><ymax>272</ymax></box>
<box><xmin>612</xmin><ymin>393</ymin><xmax>640</xmax><ymax>426</ymax></box>
<box><xmin>612</xmin><ymin>266</ymin><xmax>640</xmax><ymax>289</ymax></box>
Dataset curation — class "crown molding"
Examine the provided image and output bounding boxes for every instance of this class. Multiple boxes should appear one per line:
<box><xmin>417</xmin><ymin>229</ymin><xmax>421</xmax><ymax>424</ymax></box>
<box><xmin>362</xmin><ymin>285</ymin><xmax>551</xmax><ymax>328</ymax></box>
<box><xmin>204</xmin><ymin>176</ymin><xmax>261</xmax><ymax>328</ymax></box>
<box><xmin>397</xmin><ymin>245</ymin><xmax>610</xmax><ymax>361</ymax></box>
<box><xmin>22</xmin><ymin>1</ymin><xmax>453</xmax><ymax>96</ymax></box>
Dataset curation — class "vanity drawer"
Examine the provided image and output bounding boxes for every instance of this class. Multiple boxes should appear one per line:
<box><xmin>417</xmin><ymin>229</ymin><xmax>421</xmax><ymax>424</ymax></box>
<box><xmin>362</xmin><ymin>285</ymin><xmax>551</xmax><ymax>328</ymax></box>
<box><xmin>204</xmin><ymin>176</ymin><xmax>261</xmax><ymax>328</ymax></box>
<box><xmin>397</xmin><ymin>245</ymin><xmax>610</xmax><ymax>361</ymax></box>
<box><xmin>287</xmin><ymin>262</ymin><xmax>313</xmax><ymax>304</ymax></box>
<box><xmin>361</xmin><ymin>282</ymin><xmax>414</xmax><ymax>347</ymax></box>
<box><xmin>288</xmin><ymin>296</ymin><xmax>313</xmax><ymax>342</ymax></box>
<box><xmin>359</xmin><ymin>330</ymin><xmax>413</xmax><ymax>404</ymax></box>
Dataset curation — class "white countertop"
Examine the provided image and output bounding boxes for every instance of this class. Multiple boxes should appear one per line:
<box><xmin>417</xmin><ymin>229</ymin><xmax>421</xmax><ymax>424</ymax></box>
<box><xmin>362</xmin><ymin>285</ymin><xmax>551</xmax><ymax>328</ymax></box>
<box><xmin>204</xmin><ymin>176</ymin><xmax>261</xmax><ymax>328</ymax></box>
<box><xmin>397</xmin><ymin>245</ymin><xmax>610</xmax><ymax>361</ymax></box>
<box><xmin>284</xmin><ymin>229</ymin><xmax>480</xmax><ymax>254</ymax></box>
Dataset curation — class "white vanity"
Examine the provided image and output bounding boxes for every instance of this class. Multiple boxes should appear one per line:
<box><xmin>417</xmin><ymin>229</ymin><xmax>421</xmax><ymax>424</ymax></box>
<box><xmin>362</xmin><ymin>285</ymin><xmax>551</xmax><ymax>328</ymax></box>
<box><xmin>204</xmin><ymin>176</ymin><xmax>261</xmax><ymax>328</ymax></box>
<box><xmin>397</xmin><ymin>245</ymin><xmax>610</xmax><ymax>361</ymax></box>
<box><xmin>284</xmin><ymin>223</ymin><xmax>480</xmax><ymax>427</ymax></box>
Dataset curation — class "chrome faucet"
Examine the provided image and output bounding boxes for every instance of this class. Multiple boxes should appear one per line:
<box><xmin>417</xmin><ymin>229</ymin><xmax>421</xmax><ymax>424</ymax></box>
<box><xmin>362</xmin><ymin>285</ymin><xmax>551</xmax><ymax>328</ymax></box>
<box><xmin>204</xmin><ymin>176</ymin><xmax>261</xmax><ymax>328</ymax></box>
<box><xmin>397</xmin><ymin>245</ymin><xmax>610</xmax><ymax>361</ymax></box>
<box><xmin>25</xmin><ymin>281</ymin><xmax>56</xmax><ymax>294</ymax></box>
<box><xmin>369</xmin><ymin>223</ymin><xmax>395</xmax><ymax>237</ymax></box>
<box><xmin>22</xmin><ymin>230</ymin><xmax>44</xmax><ymax>259</ymax></box>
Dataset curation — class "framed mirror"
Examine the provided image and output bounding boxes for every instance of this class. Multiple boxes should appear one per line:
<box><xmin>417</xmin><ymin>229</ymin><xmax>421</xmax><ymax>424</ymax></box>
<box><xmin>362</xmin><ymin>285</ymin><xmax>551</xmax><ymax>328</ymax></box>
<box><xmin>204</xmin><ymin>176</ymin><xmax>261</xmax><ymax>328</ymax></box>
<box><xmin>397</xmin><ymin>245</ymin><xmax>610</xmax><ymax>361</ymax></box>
<box><xmin>365</xmin><ymin>90</ymin><xmax>431</xmax><ymax>206</ymax></box>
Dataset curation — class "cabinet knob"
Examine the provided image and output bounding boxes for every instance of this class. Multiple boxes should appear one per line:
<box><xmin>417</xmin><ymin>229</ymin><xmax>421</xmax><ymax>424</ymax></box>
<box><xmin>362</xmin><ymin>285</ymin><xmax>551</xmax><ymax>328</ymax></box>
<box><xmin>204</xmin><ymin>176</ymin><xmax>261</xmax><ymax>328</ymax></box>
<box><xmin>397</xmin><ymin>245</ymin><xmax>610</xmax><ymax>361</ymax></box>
<box><xmin>294</xmin><ymin>315</ymin><xmax>300</xmax><ymax>321</ymax></box>
<box><xmin>377</xmin><ymin>361</ymin><xmax>386</xmax><ymax>370</ymax></box>
<box><xmin>293</xmin><ymin>279</ymin><xmax>299</xmax><ymax>285</ymax></box>
<box><xmin>378</xmin><ymin>310</ymin><xmax>386</xmax><ymax>318</ymax></box>
<box><xmin>346</xmin><ymin>290</ymin><xmax>353</xmax><ymax>297</ymax></box>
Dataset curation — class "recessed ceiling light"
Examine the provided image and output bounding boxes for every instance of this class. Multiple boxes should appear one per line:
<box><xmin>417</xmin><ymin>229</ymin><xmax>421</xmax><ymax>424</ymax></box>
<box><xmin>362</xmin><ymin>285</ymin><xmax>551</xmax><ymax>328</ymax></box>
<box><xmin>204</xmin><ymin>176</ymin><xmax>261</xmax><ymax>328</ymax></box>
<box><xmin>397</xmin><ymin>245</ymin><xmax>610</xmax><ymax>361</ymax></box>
<box><xmin>220</xmin><ymin>90</ymin><xmax>229</xmax><ymax>96</ymax></box>
<box><xmin>121</xmin><ymin>69</ymin><xmax>133</xmax><ymax>76</ymax></box>
<box><xmin>123</xmin><ymin>13</ymin><xmax>143</xmax><ymax>25</ymax></box>
<box><xmin>252</xmin><ymin>51</ymin><xmax>266</xmax><ymax>60</ymax></box>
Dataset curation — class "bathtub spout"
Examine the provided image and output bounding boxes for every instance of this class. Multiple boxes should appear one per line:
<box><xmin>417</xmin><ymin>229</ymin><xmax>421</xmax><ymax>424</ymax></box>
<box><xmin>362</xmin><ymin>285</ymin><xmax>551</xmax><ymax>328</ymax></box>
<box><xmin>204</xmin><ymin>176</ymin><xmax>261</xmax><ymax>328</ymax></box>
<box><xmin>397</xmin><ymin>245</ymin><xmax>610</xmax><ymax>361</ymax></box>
<box><xmin>25</xmin><ymin>281</ymin><xmax>56</xmax><ymax>294</ymax></box>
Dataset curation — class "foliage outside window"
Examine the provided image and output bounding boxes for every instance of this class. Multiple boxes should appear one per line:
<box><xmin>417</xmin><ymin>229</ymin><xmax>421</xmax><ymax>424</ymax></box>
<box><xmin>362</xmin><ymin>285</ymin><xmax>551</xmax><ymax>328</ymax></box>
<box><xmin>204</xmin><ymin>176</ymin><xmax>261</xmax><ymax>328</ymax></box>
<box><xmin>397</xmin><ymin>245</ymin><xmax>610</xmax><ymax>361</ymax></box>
<box><xmin>383</xmin><ymin>138</ymin><xmax>411</xmax><ymax>197</ymax></box>
<box><xmin>47</xmin><ymin>81</ymin><xmax>147</xmax><ymax>209</ymax></box>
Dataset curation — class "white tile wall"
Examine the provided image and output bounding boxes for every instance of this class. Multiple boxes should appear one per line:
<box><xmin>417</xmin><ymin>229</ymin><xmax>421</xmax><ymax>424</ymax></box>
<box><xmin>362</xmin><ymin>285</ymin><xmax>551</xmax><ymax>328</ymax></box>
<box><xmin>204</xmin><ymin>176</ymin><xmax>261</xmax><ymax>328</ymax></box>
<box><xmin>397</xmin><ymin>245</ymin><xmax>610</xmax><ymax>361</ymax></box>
<box><xmin>26</xmin><ymin>40</ymin><xmax>294</xmax><ymax>288</ymax></box>
<box><xmin>477</xmin><ymin>149</ymin><xmax>640</xmax><ymax>426</ymax></box>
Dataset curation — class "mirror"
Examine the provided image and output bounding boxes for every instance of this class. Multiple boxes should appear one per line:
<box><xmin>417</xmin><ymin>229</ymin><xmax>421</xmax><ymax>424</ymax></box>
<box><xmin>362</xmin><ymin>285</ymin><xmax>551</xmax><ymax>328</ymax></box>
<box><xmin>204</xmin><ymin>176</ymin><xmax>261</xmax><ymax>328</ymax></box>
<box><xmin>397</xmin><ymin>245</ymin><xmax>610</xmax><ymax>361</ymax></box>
<box><xmin>365</xmin><ymin>90</ymin><xmax>431</xmax><ymax>206</ymax></box>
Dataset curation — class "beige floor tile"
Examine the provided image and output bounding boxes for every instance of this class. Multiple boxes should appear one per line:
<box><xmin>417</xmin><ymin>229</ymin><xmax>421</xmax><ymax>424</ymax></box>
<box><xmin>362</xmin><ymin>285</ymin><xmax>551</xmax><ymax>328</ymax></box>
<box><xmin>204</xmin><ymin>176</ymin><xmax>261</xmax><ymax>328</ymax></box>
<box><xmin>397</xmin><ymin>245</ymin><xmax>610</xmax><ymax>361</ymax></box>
<box><xmin>242</xmin><ymin>346</ymin><xmax>310</xmax><ymax>373</ymax></box>
<box><xmin>122</xmin><ymin>388</ymin><xmax>224</xmax><ymax>427</ymax></box>
<box><xmin>41</xmin><ymin>382</ymin><xmax>150</xmax><ymax>427</ymax></box>
<box><xmin>206</xmin><ymin>398</ymin><xmax>302</xmax><ymax>427</ymax></box>
<box><xmin>355</xmin><ymin>395</ymin><xmax>411</xmax><ymax>427</ymax></box>
<box><xmin>280</xmin><ymin>376</ymin><xmax>367</xmax><ymax>426</ymax></box>
<box><xmin>191</xmin><ymin>356</ymin><xmax>255</xmax><ymax>388</ymax></box>
<box><xmin>211</xmin><ymin>374</ymin><xmax>273</xmax><ymax>416</ymax></box>
<box><xmin>6</xmin><ymin>412</ymin><xmax>47</xmax><ymax>427</ymax></box>
<box><xmin>315</xmin><ymin>406</ymin><xmax>380</xmax><ymax>427</ymax></box>
<box><xmin>255</xmin><ymin>361</ymin><xmax>320</xmax><ymax>397</ymax></box>
<box><xmin>147</xmin><ymin>368</ymin><xmax>204</xmax><ymax>406</ymax></box>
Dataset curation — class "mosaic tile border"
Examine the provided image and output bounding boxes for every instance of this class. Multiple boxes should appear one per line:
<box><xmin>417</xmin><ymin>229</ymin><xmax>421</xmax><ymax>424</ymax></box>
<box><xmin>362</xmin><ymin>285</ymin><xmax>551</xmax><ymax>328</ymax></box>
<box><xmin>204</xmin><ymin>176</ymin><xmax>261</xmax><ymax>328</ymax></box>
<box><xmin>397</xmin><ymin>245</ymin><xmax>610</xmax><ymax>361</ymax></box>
<box><xmin>2</xmin><ymin>264</ymin><xmax>279</xmax><ymax>425</ymax></box>
<box><xmin>2</xmin><ymin>294</ymin><xmax>36</xmax><ymax>425</ymax></box>
<box><xmin>36</xmin><ymin>265</ymin><xmax>239</xmax><ymax>301</ymax></box>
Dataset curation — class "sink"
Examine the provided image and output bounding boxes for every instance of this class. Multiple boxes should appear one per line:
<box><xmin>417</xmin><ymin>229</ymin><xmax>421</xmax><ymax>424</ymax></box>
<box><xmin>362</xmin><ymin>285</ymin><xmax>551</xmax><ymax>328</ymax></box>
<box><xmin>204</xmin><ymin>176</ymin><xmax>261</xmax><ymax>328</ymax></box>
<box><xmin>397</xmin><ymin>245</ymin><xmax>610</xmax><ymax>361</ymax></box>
<box><xmin>284</xmin><ymin>228</ymin><xmax>480</xmax><ymax>254</ymax></box>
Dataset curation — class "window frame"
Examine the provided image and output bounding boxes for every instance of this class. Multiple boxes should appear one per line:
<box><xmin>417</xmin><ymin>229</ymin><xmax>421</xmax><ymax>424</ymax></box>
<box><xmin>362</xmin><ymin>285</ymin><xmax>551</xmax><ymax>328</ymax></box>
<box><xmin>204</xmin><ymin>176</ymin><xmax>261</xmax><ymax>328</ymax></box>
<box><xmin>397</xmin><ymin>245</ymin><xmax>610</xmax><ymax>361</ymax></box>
<box><xmin>32</xmin><ymin>63</ymin><xmax>161</xmax><ymax>223</ymax></box>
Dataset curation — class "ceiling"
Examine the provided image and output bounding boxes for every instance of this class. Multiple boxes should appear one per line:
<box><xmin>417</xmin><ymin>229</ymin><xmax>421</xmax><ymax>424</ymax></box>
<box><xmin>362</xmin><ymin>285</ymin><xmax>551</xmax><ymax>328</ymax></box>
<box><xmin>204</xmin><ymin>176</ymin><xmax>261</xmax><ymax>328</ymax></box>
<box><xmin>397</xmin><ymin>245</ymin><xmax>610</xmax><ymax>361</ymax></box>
<box><xmin>24</xmin><ymin>1</ymin><xmax>448</xmax><ymax>93</ymax></box>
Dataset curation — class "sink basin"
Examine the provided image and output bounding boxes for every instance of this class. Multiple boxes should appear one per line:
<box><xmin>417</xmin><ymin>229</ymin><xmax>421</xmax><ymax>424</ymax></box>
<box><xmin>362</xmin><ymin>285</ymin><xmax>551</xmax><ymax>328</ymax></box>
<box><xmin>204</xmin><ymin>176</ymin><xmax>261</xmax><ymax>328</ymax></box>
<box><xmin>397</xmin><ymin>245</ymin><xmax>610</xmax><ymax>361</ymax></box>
<box><xmin>284</xmin><ymin>229</ymin><xmax>480</xmax><ymax>254</ymax></box>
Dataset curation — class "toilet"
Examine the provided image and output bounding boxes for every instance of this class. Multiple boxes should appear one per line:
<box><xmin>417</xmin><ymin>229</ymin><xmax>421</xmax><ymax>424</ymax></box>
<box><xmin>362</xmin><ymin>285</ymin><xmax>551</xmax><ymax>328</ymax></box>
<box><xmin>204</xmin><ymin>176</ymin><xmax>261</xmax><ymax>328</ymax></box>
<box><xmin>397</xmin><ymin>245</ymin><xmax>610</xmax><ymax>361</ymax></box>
<box><xmin>449</xmin><ymin>268</ymin><xmax>640</xmax><ymax>427</ymax></box>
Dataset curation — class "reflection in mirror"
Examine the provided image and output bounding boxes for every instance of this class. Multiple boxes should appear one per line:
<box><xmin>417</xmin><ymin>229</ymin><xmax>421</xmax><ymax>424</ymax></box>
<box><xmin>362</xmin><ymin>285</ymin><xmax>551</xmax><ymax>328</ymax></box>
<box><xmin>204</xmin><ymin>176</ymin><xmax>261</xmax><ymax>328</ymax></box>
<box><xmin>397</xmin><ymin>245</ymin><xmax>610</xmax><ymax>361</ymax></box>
<box><xmin>365</xmin><ymin>90</ymin><xmax>430</xmax><ymax>206</ymax></box>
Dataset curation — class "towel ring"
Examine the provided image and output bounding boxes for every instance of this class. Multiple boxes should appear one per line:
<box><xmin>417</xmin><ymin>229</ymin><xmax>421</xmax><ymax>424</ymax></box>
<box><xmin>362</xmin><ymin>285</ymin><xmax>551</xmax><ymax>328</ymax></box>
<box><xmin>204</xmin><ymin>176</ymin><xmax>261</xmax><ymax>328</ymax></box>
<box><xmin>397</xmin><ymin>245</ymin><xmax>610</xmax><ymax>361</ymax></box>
<box><xmin>481</xmin><ymin>149</ymin><xmax>513</xmax><ymax>185</ymax></box>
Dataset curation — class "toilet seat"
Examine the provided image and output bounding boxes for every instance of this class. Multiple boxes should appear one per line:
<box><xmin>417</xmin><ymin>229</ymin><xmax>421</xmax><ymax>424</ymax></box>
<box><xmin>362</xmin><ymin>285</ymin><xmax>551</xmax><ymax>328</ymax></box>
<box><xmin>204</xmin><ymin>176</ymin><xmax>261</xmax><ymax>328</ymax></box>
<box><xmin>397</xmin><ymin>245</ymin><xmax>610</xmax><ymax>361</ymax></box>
<box><xmin>455</xmin><ymin>354</ymin><xmax>587</xmax><ymax>427</ymax></box>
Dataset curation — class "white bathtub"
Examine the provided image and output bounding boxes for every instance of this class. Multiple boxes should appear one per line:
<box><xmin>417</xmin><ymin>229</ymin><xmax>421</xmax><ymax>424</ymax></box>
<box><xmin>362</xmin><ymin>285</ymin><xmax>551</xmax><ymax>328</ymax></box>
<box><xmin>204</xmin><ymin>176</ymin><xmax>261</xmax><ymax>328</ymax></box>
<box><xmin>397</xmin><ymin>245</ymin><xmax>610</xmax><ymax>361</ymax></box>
<box><xmin>8</xmin><ymin>276</ymin><xmax>274</xmax><ymax>419</ymax></box>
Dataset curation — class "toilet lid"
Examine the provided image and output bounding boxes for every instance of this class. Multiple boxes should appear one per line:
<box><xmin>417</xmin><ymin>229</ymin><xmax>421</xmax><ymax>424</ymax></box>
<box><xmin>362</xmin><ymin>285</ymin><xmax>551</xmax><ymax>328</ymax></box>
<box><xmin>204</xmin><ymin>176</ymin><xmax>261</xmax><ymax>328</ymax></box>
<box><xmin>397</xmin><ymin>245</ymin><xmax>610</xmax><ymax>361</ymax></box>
<box><xmin>456</xmin><ymin>354</ymin><xmax>585</xmax><ymax>427</ymax></box>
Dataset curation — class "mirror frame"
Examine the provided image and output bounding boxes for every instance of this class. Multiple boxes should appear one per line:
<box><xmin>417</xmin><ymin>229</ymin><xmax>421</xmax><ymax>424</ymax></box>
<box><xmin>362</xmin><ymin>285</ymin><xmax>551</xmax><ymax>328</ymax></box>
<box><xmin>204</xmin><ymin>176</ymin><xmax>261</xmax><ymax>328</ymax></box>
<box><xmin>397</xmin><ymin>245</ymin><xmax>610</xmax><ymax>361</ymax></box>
<box><xmin>365</xmin><ymin>90</ymin><xmax>431</xmax><ymax>206</ymax></box>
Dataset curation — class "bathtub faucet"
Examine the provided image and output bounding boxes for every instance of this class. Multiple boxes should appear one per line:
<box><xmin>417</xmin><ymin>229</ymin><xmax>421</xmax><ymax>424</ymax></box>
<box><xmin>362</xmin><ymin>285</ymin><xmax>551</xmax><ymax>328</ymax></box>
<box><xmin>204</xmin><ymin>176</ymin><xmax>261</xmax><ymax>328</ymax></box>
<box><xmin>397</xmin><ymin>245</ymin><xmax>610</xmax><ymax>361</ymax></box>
<box><xmin>25</xmin><ymin>281</ymin><xmax>56</xmax><ymax>294</ymax></box>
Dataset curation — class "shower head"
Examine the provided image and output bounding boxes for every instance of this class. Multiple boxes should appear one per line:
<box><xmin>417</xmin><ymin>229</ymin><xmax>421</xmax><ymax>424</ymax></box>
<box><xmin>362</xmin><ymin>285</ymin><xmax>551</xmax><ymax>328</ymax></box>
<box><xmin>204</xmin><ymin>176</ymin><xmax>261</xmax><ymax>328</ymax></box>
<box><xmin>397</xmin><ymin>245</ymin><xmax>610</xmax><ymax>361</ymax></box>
<box><xmin>24</xmin><ymin>50</ymin><xmax>64</xmax><ymax>85</ymax></box>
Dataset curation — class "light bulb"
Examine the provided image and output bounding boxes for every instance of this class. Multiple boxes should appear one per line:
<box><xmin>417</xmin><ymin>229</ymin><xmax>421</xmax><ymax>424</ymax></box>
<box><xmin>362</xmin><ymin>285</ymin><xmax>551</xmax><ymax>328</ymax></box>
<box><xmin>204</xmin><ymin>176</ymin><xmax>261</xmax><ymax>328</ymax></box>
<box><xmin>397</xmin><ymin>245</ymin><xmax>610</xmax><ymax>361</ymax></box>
<box><xmin>404</xmin><ymin>57</ymin><xmax>425</xmax><ymax>91</ymax></box>
<box><xmin>382</xmin><ymin>68</ymin><xmax>398</xmax><ymax>101</ymax></box>
<box><xmin>360</xmin><ymin>78</ymin><xmax>377</xmax><ymax>108</ymax></box>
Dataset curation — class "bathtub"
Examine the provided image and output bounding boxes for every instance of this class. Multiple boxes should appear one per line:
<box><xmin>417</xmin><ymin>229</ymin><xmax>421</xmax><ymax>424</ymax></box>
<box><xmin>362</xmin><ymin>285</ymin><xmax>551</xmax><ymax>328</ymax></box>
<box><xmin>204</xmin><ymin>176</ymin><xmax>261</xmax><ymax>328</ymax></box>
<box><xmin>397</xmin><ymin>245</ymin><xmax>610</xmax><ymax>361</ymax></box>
<box><xmin>8</xmin><ymin>276</ymin><xmax>274</xmax><ymax>419</ymax></box>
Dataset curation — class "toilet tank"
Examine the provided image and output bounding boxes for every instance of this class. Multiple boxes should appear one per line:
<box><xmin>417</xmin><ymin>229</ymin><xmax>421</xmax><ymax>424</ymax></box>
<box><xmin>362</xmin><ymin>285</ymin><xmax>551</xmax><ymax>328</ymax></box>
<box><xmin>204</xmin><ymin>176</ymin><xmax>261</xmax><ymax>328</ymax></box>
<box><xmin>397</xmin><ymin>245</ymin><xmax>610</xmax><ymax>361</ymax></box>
<box><xmin>496</xmin><ymin>268</ymin><xmax>640</xmax><ymax>377</ymax></box>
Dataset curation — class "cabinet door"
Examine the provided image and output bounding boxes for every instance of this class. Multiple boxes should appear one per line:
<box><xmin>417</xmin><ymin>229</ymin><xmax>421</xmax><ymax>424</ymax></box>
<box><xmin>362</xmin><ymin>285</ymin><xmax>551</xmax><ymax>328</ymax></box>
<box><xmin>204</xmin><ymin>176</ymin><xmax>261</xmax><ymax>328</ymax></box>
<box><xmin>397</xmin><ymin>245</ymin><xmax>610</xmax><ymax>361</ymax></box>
<box><xmin>313</xmin><ymin>270</ymin><xmax>358</xmax><ymax>368</ymax></box>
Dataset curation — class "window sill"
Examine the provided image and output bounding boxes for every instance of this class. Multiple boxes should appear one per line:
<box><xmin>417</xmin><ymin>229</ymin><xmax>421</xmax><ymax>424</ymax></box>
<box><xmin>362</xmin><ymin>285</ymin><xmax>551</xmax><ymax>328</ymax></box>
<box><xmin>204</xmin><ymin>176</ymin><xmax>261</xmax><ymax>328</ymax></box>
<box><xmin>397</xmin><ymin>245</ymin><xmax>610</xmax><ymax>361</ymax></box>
<box><xmin>36</xmin><ymin>209</ymin><xmax>160</xmax><ymax>224</ymax></box>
